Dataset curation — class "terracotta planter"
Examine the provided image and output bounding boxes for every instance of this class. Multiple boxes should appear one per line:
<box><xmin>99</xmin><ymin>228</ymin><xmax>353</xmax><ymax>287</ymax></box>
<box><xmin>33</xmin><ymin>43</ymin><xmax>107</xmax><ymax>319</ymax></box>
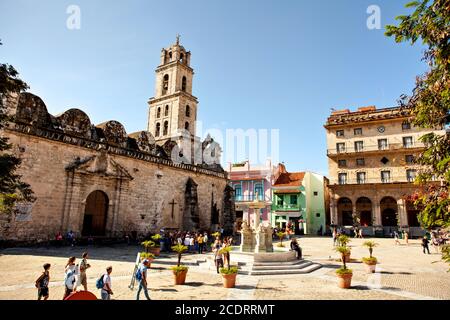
<box><xmin>173</xmin><ymin>269</ymin><xmax>188</xmax><ymax>285</ymax></box>
<box><xmin>337</xmin><ymin>273</ymin><xmax>353</xmax><ymax>289</ymax></box>
<box><xmin>221</xmin><ymin>273</ymin><xmax>237</xmax><ymax>288</ymax></box>
<box><xmin>364</xmin><ymin>262</ymin><xmax>376</xmax><ymax>273</ymax></box>
<box><xmin>149</xmin><ymin>247</ymin><xmax>161</xmax><ymax>256</ymax></box>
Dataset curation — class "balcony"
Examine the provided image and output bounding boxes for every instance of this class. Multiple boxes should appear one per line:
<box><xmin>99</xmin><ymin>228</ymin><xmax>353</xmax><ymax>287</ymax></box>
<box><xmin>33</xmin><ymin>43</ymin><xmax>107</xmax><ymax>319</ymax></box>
<box><xmin>329</xmin><ymin>175</ymin><xmax>416</xmax><ymax>185</ymax></box>
<box><xmin>272</xmin><ymin>204</ymin><xmax>302</xmax><ymax>211</ymax></box>
<box><xmin>235</xmin><ymin>194</ymin><xmax>270</xmax><ymax>203</ymax></box>
<box><xmin>327</xmin><ymin>141</ymin><xmax>425</xmax><ymax>157</ymax></box>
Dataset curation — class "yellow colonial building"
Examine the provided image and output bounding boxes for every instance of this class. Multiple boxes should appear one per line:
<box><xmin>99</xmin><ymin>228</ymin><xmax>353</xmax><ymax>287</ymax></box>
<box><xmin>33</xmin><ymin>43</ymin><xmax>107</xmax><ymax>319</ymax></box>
<box><xmin>325</xmin><ymin>106</ymin><xmax>445</xmax><ymax>237</ymax></box>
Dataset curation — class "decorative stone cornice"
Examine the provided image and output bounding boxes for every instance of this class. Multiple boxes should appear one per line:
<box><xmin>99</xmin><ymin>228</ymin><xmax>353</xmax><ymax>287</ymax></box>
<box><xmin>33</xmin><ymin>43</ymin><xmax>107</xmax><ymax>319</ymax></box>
<box><xmin>148</xmin><ymin>91</ymin><xmax>198</xmax><ymax>105</ymax></box>
<box><xmin>8</xmin><ymin>122</ymin><xmax>227</xmax><ymax>180</ymax></box>
<box><xmin>155</xmin><ymin>61</ymin><xmax>194</xmax><ymax>73</ymax></box>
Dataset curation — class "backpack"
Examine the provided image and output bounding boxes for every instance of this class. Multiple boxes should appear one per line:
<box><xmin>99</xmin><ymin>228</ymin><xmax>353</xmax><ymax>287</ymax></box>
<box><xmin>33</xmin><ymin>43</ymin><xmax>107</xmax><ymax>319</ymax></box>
<box><xmin>65</xmin><ymin>270</ymin><xmax>76</xmax><ymax>289</ymax></box>
<box><xmin>96</xmin><ymin>274</ymin><xmax>105</xmax><ymax>289</ymax></box>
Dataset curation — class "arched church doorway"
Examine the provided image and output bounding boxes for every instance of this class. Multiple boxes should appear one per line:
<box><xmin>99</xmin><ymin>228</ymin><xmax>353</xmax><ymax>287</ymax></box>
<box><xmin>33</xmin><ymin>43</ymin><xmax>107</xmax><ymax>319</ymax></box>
<box><xmin>380</xmin><ymin>197</ymin><xmax>398</xmax><ymax>227</ymax></box>
<box><xmin>82</xmin><ymin>190</ymin><xmax>109</xmax><ymax>236</ymax></box>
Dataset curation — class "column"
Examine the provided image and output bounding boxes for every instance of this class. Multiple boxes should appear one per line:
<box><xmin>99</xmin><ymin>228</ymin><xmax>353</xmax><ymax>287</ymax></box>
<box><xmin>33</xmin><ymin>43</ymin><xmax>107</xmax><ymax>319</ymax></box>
<box><xmin>373</xmin><ymin>202</ymin><xmax>382</xmax><ymax>226</ymax></box>
<box><xmin>397</xmin><ymin>199</ymin><xmax>407</xmax><ymax>227</ymax></box>
<box><xmin>330</xmin><ymin>198</ymin><xmax>338</xmax><ymax>225</ymax></box>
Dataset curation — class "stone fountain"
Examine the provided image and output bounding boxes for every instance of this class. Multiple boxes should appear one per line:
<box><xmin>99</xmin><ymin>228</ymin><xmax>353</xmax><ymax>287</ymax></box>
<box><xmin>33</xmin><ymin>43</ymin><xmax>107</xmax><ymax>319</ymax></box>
<box><xmin>239</xmin><ymin>193</ymin><xmax>273</xmax><ymax>253</ymax></box>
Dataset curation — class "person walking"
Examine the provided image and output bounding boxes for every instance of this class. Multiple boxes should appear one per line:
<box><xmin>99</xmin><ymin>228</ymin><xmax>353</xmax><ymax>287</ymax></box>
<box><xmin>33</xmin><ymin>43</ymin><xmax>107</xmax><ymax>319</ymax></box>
<box><xmin>213</xmin><ymin>238</ymin><xmax>224</xmax><ymax>274</ymax></box>
<box><xmin>203</xmin><ymin>233</ymin><xmax>209</xmax><ymax>253</ymax></box>
<box><xmin>358</xmin><ymin>228</ymin><xmax>364</xmax><ymax>239</ymax></box>
<box><xmin>189</xmin><ymin>235</ymin><xmax>195</xmax><ymax>253</ymax></box>
<box><xmin>136</xmin><ymin>260</ymin><xmax>151</xmax><ymax>300</ymax></box>
<box><xmin>290</xmin><ymin>238</ymin><xmax>302</xmax><ymax>260</ymax></box>
<box><xmin>63</xmin><ymin>257</ymin><xmax>78</xmax><ymax>300</ymax></box>
<box><xmin>35</xmin><ymin>263</ymin><xmax>51</xmax><ymax>300</ymax></box>
<box><xmin>422</xmin><ymin>236</ymin><xmax>431</xmax><ymax>254</ymax></box>
<box><xmin>197</xmin><ymin>234</ymin><xmax>204</xmax><ymax>254</ymax></box>
<box><xmin>394</xmin><ymin>231</ymin><xmax>401</xmax><ymax>245</ymax></box>
<box><xmin>79</xmin><ymin>252</ymin><xmax>91</xmax><ymax>291</ymax></box>
<box><xmin>101</xmin><ymin>266</ymin><xmax>113</xmax><ymax>300</ymax></box>
<box><xmin>403</xmin><ymin>231</ymin><xmax>409</xmax><ymax>246</ymax></box>
<box><xmin>184</xmin><ymin>235</ymin><xmax>191</xmax><ymax>253</ymax></box>
<box><xmin>332</xmin><ymin>228</ymin><xmax>337</xmax><ymax>246</ymax></box>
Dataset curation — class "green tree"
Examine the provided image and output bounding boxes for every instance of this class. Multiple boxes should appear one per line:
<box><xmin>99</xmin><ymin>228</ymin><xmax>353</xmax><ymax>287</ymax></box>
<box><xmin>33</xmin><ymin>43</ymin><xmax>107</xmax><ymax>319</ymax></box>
<box><xmin>0</xmin><ymin>40</ymin><xmax>34</xmax><ymax>214</ymax></box>
<box><xmin>385</xmin><ymin>0</ymin><xmax>450</xmax><ymax>230</ymax></box>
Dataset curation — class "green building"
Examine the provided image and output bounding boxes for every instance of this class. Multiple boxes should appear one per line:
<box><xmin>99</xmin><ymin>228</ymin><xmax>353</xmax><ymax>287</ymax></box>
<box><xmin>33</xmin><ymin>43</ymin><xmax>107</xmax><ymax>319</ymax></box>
<box><xmin>271</xmin><ymin>164</ymin><xmax>326</xmax><ymax>235</ymax></box>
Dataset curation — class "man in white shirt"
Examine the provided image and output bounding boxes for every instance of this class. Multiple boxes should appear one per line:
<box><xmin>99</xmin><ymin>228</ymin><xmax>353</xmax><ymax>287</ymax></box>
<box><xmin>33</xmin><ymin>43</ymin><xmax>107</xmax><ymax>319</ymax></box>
<box><xmin>184</xmin><ymin>236</ymin><xmax>191</xmax><ymax>252</ymax></box>
<box><xmin>101</xmin><ymin>266</ymin><xmax>113</xmax><ymax>300</ymax></box>
<box><xmin>136</xmin><ymin>260</ymin><xmax>151</xmax><ymax>300</ymax></box>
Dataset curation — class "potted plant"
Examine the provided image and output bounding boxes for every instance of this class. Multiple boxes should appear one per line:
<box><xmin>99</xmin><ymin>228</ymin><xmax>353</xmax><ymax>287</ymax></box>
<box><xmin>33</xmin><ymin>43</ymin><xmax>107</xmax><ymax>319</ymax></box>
<box><xmin>170</xmin><ymin>244</ymin><xmax>189</xmax><ymax>285</ymax></box>
<box><xmin>141</xmin><ymin>240</ymin><xmax>155</xmax><ymax>253</ymax></box>
<box><xmin>139</xmin><ymin>252</ymin><xmax>155</xmax><ymax>267</ymax></box>
<box><xmin>362</xmin><ymin>241</ymin><xmax>378</xmax><ymax>273</ymax></box>
<box><xmin>150</xmin><ymin>234</ymin><xmax>162</xmax><ymax>256</ymax></box>
<box><xmin>276</xmin><ymin>231</ymin><xmax>285</xmax><ymax>247</ymax></box>
<box><xmin>337</xmin><ymin>235</ymin><xmax>351</xmax><ymax>262</ymax></box>
<box><xmin>218</xmin><ymin>246</ymin><xmax>238</xmax><ymax>288</ymax></box>
<box><xmin>335</xmin><ymin>245</ymin><xmax>353</xmax><ymax>289</ymax></box>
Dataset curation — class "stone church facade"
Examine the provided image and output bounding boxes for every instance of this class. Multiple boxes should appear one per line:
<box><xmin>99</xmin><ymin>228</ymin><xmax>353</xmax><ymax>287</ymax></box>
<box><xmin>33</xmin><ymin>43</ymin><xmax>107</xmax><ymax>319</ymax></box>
<box><xmin>0</xmin><ymin>39</ymin><xmax>235</xmax><ymax>242</ymax></box>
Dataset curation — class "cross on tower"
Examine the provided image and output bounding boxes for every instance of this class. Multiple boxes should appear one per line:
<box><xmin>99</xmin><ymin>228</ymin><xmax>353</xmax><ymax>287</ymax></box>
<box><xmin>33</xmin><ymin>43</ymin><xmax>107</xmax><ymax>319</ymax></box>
<box><xmin>169</xmin><ymin>199</ymin><xmax>177</xmax><ymax>220</ymax></box>
<box><xmin>176</xmin><ymin>34</ymin><xmax>180</xmax><ymax>45</ymax></box>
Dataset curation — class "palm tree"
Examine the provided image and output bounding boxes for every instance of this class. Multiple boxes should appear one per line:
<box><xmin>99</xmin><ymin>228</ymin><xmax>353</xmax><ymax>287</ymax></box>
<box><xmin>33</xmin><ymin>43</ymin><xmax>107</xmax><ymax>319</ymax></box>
<box><xmin>171</xmin><ymin>244</ymin><xmax>188</xmax><ymax>267</ymax></box>
<box><xmin>219</xmin><ymin>246</ymin><xmax>232</xmax><ymax>271</ymax></box>
<box><xmin>276</xmin><ymin>231</ymin><xmax>285</xmax><ymax>247</ymax></box>
<box><xmin>141</xmin><ymin>240</ymin><xmax>155</xmax><ymax>253</ymax></box>
<box><xmin>335</xmin><ymin>246</ymin><xmax>351</xmax><ymax>269</ymax></box>
<box><xmin>362</xmin><ymin>241</ymin><xmax>378</xmax><ymax>258</ymax></box>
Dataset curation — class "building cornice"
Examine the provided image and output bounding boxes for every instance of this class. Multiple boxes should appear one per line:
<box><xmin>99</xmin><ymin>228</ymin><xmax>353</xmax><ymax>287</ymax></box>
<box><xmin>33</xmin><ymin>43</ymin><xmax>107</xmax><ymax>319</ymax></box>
<box><xmin>156</xmin><ymin>61</ymin><xmax>194</xmax><ymax>73</ymax></box>
<box><xmin>148</xmin><ymin>91</ymin><xmax>199</xmax><ymax>105</ymax></box>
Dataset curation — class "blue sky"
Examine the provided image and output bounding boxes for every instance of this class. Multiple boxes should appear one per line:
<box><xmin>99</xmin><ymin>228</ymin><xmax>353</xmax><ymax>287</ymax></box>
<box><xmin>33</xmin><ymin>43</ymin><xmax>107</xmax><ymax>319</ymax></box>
<box><xmin>0</xmin><ymin>0</ymin><xmax>427</xmax><ymax>175</ymax></box>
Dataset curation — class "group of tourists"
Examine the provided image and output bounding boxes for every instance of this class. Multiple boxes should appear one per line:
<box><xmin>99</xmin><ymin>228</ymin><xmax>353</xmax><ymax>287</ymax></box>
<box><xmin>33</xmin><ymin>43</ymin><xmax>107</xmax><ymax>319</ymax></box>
<box><xmin>160</xmin><ymin>229</ymin><xmax>224</xmax><ymax>254</ymax></box>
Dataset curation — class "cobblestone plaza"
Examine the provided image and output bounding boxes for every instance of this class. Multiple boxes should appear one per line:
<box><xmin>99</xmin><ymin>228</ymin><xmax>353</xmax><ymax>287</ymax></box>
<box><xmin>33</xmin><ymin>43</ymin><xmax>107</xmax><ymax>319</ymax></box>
<box><xmin>0</xmin><ymin>237</ymin><xmax>448</xmax><ymax>300</ymax></box>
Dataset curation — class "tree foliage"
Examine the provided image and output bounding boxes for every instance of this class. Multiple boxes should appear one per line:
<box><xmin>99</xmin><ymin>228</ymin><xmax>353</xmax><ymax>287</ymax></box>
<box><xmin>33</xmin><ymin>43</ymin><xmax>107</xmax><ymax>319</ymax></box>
<box><xmin>386</xmin><ymin>0</ymin><xmax>450</xmax><ymax>230</ymax></box>
<box><xmin>0</xmin><ymin>39</ymin><xmax>34</xmax><ymax>214</ymax></box>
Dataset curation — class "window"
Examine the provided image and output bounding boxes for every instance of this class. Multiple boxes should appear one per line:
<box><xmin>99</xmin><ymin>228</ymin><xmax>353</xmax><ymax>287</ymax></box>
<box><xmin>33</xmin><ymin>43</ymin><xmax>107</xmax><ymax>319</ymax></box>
<box><xmin>162</xmin><ymin>74</ymin><xmax>169</xmax><ymax>95</ymax></box>
<box><xmin>338</xmin><ymin>159</ymin><xmax>347</xmax><ymax>167</ymax></box>
<box><xmin>380</xmin><ymin>157</ymin><xmax>389</xmax><ymax>165</ymax></box>
<box><xmin>180</xmin><ymin>53</ymin><xmax>184</xmax><ymax>63</ymax></box>
<box><xmin>163</xmin><ymin>121</ymin><xmax>168</xmax><ymax>136</ymax></box>
<box><xmin>314</xmin><ymin>192</ymin><xmax>318</xmax><ymax>196</ymax></box>
<box><xmin>336</xmin><ymin>130</ymin><xmax>344</xmax><ymax>137</ymax></box>
<box><xmin>336</xmin><ymin>143</ymin><xmax>346</xmax><ymax>153</ymax></box>
<box><xmin>338</xmin><ymin>173</ymin><xmax>347</xmax><ymax>185</ymax></box>
<box><xmin>354</xmin><ymin>128</ymin><xmax>362</xmax><ymax>136</ymax></box>
<box><xmin>290</xmin><ymin>195</ymin><xmax>297</xmax><ymax>205</ymax></box>
<box><xmin>182</xmin><ymin>76</ymin><xmax>187</xmax><ymax>91</ymax></box>
<box><xmin>381</xmin><ymin>171</ymin><xmax>391</xmax><ymax>183</ymax></box>
<box><xmin>356</xmin><ymin>158</ymin><xmax>365</xmax><ymax>166</ymax></box>
<box><xmin>403</xmin><ymin>136</ymin><xmax>413</xmax><ymax>148</ymax></box>
<box><xmin>316</xmin><ymin>213</ymin><xmax>320</xmax><ymax>218</ymax></box>
<box><xmin>157</xmin><ymin>107</ymin><xmax>161</xmax><ymax>118</ymax></box>
<box><xmin>234</xmin><ymin>185</ymin><xmax>242</xmax><ymax>200</ymax></box>
<box><xmin>405</xmin><ymin>155</ymin><xmax>414</xmax><ymax>164</ymax></box>
<box><xmin>378</xmin><ymin>139</ymin><xmax>388</xmax><ymax>150</ymax></box>
<box><xmin>184</xmin><ymin>122</ymin><xmax>189</xmax><ymax>131</ymax></box>
<box><xmin>164</xmin><ymin>105</ymin><xmax>169</xmax><ymax>117</ymax></box>
<box><xmin>354</xmin><ymin>141</ymin><xmax>364</xmax><ymax>152</ymax></box>
<box><xmin>406</xmin><ymin>169</ymin><xmax>417</xmax><ymax>182</ymax></box>
<box><xmin>357</xmin><ymin>172</ymin><xmax>366</xmax><ymax>184</ymax></box>
<box><xmin>185</xmin><ymin>105</ymin><xmax>190</xmax><ymax>117</ymax></box>
<box><xmin>155</xmin><ymin>123</ymin><xmax>160</xmax><ymax>137</ymax></box>
<box><xmin>277</xmin><ymin>196</ymin><xmax>284</xmax><ymax>206</ymax></box>
<box><xmin>254</xmin><ymin>183</ymin><xmax>263</xmax><ymax>200</ymax></box>
<box><xmin>402</xmin><ymin>121</ymin><xmax>411</xmax><ymax>130</ymax></box>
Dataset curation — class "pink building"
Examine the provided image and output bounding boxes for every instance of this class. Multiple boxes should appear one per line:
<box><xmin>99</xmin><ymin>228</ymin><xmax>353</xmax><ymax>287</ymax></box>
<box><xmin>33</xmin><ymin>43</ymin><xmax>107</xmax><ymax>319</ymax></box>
<box><xmin>227</xmin><ymin>160</ymin><xmax>275</xmax><ymax>228</ymax></box>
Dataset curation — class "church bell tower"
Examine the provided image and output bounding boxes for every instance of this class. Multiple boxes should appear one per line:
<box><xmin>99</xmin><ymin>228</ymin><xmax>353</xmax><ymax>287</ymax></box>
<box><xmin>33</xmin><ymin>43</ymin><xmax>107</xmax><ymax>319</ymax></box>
<box><xmin>147</xmin><ymin>36</ymin><xmax>198</xmax><ymax>145</ymax></box>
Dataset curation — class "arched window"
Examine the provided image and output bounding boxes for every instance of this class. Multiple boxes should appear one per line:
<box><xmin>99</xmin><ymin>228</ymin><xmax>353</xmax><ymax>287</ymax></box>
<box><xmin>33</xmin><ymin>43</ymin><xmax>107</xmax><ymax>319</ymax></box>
<box><xmin>169</xmin><ymin>52</ymin><xmax>172</xmax><ymax>61</ymax></box>
<box><xmin>185</xmin><ymin>105</ymin><xmax>190</xmax><ymax>117</ymax></box>
<box><xmin>164</xmin><ymin>105</ymin><xmax>169</xmax><ymax>117</ymax></box>
<box><xmin>182</xmin><ymin>76</ymin><xmax>187</xmax><ymax>91</ymax></box>
<box><xmin>157</xmin><ymin>107</ymin><xmax>161</xmax><ymax>118</ymax></box>
<box><xmin>180</xmin><ymin>53</ymin><xmax>184</xmax><ymax>63</ymax></box>
<box><xmin>185</xmin><ymin>122</ymin><xmax>189</xmax><ymax>131</ymax></box>
<box><xmin>162</xmin><ymin>74</ymin><xmax>169</xmax><ymax>95</ymax></box>
<box><xmin>163</xmin><ymin>121</ymin><xmax>168</xmax><ymax>136</ymax></box>
<box><xmin>155</xmin><ymin>123</ymin><xmax>160</xmax><ymax>137</ymax></box>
